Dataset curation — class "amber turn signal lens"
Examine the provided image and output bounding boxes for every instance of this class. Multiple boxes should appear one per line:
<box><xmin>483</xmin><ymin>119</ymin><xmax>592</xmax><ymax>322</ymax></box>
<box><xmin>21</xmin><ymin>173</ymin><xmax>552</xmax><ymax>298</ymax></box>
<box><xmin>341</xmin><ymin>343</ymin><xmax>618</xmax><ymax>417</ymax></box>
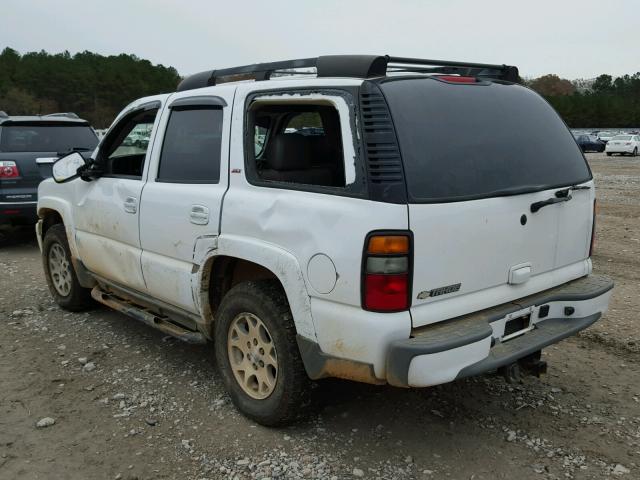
<box><xmin>367</xmin><ymin>235</ymin><xmax>410</xmax><ymax>255</ymax></box>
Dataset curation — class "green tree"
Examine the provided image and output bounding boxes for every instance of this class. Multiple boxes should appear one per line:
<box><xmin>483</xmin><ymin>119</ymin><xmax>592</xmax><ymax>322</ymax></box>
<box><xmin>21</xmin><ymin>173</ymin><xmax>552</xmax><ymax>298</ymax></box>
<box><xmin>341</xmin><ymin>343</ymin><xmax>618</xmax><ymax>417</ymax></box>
<box><xmin>0</xmin><ymin>47</ymin><xmax>180</xmax><ymax>127</ymax></box>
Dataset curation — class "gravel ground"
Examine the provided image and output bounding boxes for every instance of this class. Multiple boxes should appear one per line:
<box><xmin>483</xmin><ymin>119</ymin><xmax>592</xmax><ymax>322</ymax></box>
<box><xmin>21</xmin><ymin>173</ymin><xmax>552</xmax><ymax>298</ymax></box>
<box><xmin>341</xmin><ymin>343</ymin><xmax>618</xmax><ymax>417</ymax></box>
<box><xmin>0</xmin><ymin>152</ymin><xmax>638</xmax><ymax>480</ymax></box>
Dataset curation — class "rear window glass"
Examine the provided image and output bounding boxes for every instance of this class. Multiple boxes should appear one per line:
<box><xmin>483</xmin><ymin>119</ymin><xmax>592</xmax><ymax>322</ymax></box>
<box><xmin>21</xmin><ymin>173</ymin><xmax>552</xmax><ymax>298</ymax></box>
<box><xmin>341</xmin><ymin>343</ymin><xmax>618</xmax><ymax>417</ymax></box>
<box><xmin>380</xmin><ymin>79</ymin><xmax>591</xmax><ymax>202</ymax></box>
<box><xmin>157</xmin><ymin>108</ymin><xmax>223</xmax><ymax>183</ymax></box>
<box><xmin>613</xmin><ymin>135</ymin><xmax>631</xmax><ymax>141</ymax></box>
<box><xmin>0</xmin><ymin>124</ymin><xmax>98</xmax><ymax>153</ymax></box>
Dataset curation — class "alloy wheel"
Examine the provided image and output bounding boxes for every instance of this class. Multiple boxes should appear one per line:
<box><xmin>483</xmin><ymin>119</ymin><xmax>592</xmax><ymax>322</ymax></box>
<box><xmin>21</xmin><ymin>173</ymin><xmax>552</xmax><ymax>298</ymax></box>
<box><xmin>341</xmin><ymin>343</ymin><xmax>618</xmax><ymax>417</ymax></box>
<box><xmin>48</xmin><ymin>243</ymin><xmax>72</xmax><ymax>296</ymax></box>
<box><xmin>227</xmin><ymin>312</ymin><xmax>278</xmax><ymax>399</ymax></box>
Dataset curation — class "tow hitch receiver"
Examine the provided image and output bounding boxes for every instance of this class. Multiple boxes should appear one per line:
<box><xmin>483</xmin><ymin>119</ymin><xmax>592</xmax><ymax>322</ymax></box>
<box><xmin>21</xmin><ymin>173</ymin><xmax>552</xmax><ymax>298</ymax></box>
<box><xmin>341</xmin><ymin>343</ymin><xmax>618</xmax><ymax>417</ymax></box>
<box><xmin>499</xmin><ymin>351</ymin><xmax>547</xmax><ymax>383</ymax></box>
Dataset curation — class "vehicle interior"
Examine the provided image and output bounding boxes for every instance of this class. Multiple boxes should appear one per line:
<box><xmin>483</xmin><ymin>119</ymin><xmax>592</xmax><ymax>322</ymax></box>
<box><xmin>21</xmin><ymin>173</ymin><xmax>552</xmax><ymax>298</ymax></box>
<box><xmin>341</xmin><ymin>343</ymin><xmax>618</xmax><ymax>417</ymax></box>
<box><xmin>248</xmin><ymin>102</ymin><xmax>346</xmax><ymax>187</ymax></box>
<box><xmin>97</xmin><ymin>109</ymin><xmax>158</xmax><ymax>178</ymax></box>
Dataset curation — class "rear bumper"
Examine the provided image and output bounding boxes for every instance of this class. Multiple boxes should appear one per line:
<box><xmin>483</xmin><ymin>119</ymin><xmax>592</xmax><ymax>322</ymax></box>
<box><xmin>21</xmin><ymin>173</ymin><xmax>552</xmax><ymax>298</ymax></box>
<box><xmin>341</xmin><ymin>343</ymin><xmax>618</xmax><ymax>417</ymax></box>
<box><xmin>386</xmin><ymin>274</ymin><xmax>613</xmax><ymax>387</ymax></box>
<box><xmin>0</xmin><ymin>201</ymin><xmax>38</xmax><ymax>224</ymax></box>
<box><xmin>606</xmin><ymin>146</ymin><xmax>635</xmax><ymax>154</ymax></box>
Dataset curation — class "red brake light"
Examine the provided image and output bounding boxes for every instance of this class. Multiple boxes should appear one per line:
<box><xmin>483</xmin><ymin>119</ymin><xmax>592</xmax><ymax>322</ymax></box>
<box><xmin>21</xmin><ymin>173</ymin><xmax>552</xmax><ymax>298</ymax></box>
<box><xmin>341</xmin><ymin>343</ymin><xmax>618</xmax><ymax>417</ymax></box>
<box><xmin>365</xmin><ymin>274</ymin><xmax>409</xmax><ymax>311</ymax></box>
<box><xmin>363</xmin><ymin>233</ymin><xmax>411</xmax><ymax>312</ymax></box>
<box><xmin>436</xmin><ymin>75</ymin><xmax>477</xmax><ymax>83</ymax></box>
<box><xmin>0</xmin><ymin>161</ymin><xmax>19</xmax><ymax>178</ymax></box>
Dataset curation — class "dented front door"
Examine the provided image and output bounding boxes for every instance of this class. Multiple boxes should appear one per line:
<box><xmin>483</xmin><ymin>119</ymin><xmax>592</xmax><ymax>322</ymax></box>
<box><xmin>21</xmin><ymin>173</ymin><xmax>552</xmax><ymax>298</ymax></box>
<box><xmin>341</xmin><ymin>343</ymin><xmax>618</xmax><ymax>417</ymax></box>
<box><xmin>74</xmin><ymin>177</ymin><xmax>147</xmax><ymax>290</ymax></box>
<box><xmin>138</xmin><ymin>87</ymin><xmax>235</xmax><ymax>313</ymax></box>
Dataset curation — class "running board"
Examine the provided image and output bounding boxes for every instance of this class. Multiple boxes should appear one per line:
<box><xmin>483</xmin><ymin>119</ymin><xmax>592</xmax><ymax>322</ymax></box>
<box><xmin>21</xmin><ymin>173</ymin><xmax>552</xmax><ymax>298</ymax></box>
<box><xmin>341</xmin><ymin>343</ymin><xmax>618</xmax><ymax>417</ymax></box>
<box><xmin>91</xmin><ymin>287</ymin><xmax>207</xmax><ymax>344</ymax></box>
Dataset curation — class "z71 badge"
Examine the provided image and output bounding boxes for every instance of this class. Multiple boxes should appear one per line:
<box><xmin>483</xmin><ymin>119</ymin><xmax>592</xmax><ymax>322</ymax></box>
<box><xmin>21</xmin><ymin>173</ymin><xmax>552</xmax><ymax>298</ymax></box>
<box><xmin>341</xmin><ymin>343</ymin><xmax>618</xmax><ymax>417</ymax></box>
<box><xmin>417</xmin><ymin>283</ymin><xmax>462</xmax><ymax>299</ymax></box>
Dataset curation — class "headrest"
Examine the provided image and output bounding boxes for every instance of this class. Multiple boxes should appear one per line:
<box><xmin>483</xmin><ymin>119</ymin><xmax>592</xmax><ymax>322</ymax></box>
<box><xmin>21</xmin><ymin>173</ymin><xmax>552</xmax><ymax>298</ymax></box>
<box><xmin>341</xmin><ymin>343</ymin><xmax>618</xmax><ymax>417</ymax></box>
<box><xmin>266</xmin><ymin>134</ymin><xmax>311</xmax><ymax>171</ymax></box>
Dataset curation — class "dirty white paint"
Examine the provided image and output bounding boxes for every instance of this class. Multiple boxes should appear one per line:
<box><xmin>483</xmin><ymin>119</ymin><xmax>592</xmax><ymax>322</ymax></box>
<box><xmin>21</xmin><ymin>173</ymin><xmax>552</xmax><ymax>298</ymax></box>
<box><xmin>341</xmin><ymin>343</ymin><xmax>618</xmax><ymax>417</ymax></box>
<box><xmin>250</xmin><ymin>92</ymin><xmax>357</xmax><ymax>185</ymax></box>
<box><xmin>407</xmin><ymin>336</ymin><xmax>492</xmax><ymax>387</ymax></box>
<box><xmin>409</xmin><ymin>181</ymin><xmax>594</xmax><ymax>328</ymax></box>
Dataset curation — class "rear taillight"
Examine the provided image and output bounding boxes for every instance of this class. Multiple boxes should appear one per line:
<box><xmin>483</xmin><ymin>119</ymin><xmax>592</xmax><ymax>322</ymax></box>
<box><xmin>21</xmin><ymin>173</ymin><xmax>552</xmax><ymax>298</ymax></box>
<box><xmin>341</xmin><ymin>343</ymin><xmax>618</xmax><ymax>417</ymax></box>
<box><xmin>589</xmin><ymin>199</ymin><xmax>597</xmax><ymax>257</ymax></box>
<box><xmin>0</xmin><ymin>161</ymin><xmax>19</xmax><ymax>178</ymax></box>
<box><xmin>362</xmin><ymin>233</ymin><xmax>411</xmax><ymax>312</ymax></box>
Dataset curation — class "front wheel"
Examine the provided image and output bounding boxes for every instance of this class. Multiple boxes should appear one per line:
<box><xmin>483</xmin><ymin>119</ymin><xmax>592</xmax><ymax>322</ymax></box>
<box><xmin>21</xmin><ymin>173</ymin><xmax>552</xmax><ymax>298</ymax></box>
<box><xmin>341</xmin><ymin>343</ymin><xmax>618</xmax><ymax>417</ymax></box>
<box><xmin>214</xmin><ymin>281</ymin><xmax>311</xmax><ymax>426</ymax></box>
<box><xmin>42</xmin><ymin>224</ymin><xmax>92</xmax><ymax>311</ymax></box>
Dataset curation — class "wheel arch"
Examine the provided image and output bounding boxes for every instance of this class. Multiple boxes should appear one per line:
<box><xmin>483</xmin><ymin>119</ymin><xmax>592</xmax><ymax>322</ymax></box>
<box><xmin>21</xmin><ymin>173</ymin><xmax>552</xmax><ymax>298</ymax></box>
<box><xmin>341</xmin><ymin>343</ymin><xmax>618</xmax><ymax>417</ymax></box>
<box><xmin>196</xmin><ymin>235</ymin><xmax>316</xmax><ymax>342</ymax></box>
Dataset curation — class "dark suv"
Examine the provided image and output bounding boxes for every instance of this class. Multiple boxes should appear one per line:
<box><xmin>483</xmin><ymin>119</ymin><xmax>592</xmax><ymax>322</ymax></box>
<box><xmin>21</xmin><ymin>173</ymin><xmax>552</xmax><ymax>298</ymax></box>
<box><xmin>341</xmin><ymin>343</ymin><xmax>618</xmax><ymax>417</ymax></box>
<box><xmin>0</xmin><ymin>111</ymin><xmax>98</xmax><ymax>225</ymax></box>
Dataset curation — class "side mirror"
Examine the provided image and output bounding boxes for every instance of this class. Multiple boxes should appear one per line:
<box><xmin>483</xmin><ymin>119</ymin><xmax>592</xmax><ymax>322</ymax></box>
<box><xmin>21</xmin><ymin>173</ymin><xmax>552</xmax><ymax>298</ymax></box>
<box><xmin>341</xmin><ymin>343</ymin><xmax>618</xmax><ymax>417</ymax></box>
<box><xmin>52</xmin><ymin>152</ymin><xmax>87</xmax><ymax>183</ymax></box>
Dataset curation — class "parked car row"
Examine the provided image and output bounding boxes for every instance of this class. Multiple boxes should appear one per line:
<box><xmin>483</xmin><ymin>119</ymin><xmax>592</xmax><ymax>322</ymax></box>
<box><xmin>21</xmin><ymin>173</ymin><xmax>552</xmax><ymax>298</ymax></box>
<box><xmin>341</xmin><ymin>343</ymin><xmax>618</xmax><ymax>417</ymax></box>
<box><xmin>572</xmin><ymin>129</ymin><xmax>640</xmax><ymax>155</ymax></box>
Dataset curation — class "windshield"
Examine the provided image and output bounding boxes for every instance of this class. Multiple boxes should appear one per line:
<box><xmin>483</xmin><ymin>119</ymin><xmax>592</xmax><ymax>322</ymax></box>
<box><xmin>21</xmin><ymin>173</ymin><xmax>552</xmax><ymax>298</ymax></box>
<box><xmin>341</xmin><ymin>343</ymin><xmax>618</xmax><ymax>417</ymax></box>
<box><xmin>379</xmin><ymin>78</ymin><xmax>591</xmax><ymax>202</ymax></box>
<box><xmin>0</xmin><ymin>124</ymin><xmax>99</xmax><ymax>153</ymax></box>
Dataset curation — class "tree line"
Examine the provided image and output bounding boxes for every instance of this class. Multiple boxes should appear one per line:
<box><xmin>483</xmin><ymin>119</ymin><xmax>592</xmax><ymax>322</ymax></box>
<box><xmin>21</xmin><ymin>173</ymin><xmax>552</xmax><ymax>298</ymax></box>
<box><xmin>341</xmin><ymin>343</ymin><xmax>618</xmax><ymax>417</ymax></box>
<box><xmin>526</xmin><ymin>73</ymin><xmax>640</xmax><ymax>128</ymax></box>
<box><xmin>0</xmin><ymin>48</ymin><xmax>180</xmax><ymax>128</ymax></box>
<box><xmin>1</xmin><ymin>47</ymin><xmax>638</xmax><ymax>128</ymax></box>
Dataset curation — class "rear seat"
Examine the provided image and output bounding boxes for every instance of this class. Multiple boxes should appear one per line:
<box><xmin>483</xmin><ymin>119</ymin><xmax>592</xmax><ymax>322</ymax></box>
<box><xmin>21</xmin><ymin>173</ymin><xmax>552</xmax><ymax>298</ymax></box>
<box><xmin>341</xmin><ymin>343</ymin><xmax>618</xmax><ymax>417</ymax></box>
<box><xmin>260</xmin><ymin>134</ymin><xmax>333</xmax><ymax>186</ymax></box>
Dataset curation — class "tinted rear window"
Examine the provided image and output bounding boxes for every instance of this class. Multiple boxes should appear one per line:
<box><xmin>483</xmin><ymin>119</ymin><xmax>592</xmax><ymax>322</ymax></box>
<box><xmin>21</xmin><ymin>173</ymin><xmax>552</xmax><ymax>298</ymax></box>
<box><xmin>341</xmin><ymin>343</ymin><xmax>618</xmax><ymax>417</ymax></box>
<box><xmin>157</xmin><ymin>108</ymin><xmax>223</xmax><ymax>183</ymax></box>
<box><xmin>0</xmin><ymin>124</ymin><xmax>98</xmax><ymax>153</ymax></box>
<box><xmin>380</xmin><ymin>78</ymin><xmax>591</xmax><ymax>202</ymax></box>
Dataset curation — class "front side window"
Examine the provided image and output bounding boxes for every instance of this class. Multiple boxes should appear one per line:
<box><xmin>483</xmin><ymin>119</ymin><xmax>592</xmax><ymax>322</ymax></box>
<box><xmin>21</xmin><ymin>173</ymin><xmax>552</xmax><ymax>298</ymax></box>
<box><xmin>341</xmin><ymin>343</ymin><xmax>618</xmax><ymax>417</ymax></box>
<box><xmin>157</xmin><ymin>107</ymin><xmax>223</xmax><ymax>183</ymax></box>
<box><xmin>247</xmin><ymin>101</ymin><xmax>346</xmax><ymax>188</ymax></box>
<box><xmin>99</xmin><ymin>108</ymin><xmax>159</xmax><ymax>178</ymax></box>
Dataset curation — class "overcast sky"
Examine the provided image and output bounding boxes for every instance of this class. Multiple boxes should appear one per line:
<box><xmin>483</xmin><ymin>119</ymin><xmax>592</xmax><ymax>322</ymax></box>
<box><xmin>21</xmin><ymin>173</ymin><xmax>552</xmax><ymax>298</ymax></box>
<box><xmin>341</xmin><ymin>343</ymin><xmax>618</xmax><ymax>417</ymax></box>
<box><xmin>1</xmin><ymin>0</ymin><xmax>637</xmax><ymax>80</ymax></box>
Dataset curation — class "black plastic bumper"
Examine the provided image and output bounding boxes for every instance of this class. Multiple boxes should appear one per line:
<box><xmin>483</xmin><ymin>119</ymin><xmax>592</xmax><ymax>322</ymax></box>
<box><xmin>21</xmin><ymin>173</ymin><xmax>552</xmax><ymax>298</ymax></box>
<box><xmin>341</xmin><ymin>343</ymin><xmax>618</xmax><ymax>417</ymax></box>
<box><xmin>386</xmin><ymin>274</ymin><xmax>614</xmax><ymax>387</ymax></box>
<box><xmin>456</xmin><ymin>313</ymin><xmax>600</xmax><ymax>379</ymax></box>
<box><xmin>0</xmin><ymin>202</ymin><xmax>38</xmax><ymax>224</ymax></box>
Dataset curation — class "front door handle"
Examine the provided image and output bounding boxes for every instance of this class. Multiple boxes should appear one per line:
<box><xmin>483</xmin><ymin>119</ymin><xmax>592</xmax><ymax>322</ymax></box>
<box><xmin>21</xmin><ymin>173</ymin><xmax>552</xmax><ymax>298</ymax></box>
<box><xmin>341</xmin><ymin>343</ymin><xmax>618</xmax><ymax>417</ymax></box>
<box><xmin>189</xmin><ymin>205</ymin><xmax>209</xmax><ymax>225</ymax></box>
<box><xmin>123</xmin><ymin>196</ymin><xmax>138</xmax><ymax>214</ymax></box>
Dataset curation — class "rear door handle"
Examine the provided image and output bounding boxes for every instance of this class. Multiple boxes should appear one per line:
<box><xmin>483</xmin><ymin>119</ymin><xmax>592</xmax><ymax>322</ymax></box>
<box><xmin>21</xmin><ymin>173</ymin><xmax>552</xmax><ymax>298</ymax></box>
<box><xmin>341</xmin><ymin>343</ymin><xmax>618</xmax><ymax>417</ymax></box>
<box><xmin>189</xmin><ymin>205</ymin><xmax>209</xmax><ymax>225</ymax></box>
<box><xmin>123</xmin><ymin>196</ymin><xmax>138</xmax><ymax>214</ymax></box>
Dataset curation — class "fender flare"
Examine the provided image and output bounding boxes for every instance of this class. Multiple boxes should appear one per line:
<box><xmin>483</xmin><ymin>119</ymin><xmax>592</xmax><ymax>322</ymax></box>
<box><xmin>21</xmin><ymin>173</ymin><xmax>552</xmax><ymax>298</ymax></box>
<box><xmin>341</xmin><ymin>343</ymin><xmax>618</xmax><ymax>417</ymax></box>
<box><xmin>37</xmin><ymin>196</ymin><xmax>78</xmax><ymax>257</ymax></box>
<box><xmin>195</xmin><ymin>234</ymin><xmax>317</xmax><ymax>342</ymax></box>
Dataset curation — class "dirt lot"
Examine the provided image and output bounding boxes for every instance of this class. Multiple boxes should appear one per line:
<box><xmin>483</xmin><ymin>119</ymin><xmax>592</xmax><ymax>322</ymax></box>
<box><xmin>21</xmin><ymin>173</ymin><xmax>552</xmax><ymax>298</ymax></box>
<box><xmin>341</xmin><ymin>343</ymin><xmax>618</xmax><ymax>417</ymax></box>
<box><xmin>0</xmin><ymin>152</ymin><xmax>638</xmax><ymax>480</ymax></box>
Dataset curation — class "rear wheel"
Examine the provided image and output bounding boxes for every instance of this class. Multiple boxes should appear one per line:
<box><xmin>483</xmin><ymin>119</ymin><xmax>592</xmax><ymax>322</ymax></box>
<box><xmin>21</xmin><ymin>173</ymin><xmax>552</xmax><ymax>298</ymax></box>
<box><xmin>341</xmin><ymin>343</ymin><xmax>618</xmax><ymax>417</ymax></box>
<box><xmin>214</xmin><ymin>281</ymin><xmax>311</xmax><ymax>426</ymax></box>
<box><xmin>633</xmin><ymin>147</ymin><xmax>638</xmax><ymax>157</ymax></box>
<box><xmin>606</xmin><ymin>153</ymin><xmax>612</xmax><ymax>157</ymax></box>
<box><xmin>42</xmin><ymin>224</ymin><xmax>92</xmax><ymax>311</ymax></box>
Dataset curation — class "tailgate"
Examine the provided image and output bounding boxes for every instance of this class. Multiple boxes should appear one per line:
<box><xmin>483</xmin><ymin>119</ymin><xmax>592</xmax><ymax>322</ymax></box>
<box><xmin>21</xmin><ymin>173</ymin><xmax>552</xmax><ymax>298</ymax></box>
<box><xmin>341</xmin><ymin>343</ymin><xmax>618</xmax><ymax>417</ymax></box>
<box><xmin>409</xmin><ymin>184</ymin><xmax>594</xmax><ymax>327</ymax></box>
<box><xmin>377</xmin><ymin>76</ymin><xmax>595</xmax><ymax>328</ymax></box>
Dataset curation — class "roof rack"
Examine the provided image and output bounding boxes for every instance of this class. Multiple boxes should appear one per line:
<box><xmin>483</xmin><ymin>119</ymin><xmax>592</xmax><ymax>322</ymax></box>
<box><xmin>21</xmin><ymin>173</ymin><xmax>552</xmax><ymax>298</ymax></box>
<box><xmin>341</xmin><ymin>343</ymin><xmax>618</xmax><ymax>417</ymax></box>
<box><xmin>44</xmin><ymin>112</ymin><xmax>80</xmax><ymax>119</ymax></box>
<box><xmin>177</xmin><ymin>55</ymin><xmax>519</xmax><ymax>91</ymax></box>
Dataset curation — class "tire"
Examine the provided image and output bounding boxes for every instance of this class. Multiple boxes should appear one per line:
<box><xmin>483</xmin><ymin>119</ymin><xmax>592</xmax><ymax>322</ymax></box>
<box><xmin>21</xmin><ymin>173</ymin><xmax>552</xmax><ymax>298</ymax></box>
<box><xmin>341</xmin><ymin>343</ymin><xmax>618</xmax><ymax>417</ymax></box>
<box><xmin>42</xmin><ymin>224</ymin><xmax>93</xmax><ymax>311</ymax></box>
<box><xmin>633</xmin><ymin>147</ymin><xmax>638</xmax><ymax>157</ymax></box>
<box><xmin>606</xmin><ymin>153</ymin><xmax>612</xmax><ymax>157</ymax></box>
<box><xmin>214</xmin><ymin>280</ymin><xmax>311</xmax><ymax>426</ymax></box>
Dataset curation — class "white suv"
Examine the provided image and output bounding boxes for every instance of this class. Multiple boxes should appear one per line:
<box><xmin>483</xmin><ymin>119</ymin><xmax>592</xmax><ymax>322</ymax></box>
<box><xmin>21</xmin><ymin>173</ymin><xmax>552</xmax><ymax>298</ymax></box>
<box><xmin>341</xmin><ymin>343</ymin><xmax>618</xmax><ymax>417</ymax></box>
<box><xmin>36</xmin><ymin>55</ymin><xmax>614</xmax><ymax>426</ymax></box>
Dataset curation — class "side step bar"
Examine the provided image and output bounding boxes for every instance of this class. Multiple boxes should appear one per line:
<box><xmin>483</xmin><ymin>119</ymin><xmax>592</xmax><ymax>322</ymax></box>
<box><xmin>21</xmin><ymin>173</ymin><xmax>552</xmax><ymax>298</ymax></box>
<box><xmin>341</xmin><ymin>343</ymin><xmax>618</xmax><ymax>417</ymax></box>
<box><xmin>91</xmin><ymin>287</ymin><xmax>207</xmax><ymax>344</ymax></box>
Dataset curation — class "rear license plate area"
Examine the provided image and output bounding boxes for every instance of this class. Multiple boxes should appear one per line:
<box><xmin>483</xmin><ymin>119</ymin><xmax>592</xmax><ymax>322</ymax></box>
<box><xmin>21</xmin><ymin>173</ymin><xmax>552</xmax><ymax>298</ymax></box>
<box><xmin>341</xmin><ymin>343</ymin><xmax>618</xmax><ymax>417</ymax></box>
<box><xmin>502</xmin><ymin>314</ymin><xmax>532</xmax><ymax>341</ymax></box>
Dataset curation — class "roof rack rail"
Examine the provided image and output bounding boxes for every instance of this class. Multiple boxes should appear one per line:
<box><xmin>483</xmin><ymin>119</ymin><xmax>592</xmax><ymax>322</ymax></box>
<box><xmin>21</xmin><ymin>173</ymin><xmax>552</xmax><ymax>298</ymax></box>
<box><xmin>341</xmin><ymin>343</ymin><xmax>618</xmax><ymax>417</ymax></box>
<box><xmin>177</xmin><ymin>55</ymin><xmax>519</xmax><ymax>91</ymax></box>
<box><xmin>45</xmin><ymin>112</ymin><xmax>80</xmax><ymax>119</ymax></box>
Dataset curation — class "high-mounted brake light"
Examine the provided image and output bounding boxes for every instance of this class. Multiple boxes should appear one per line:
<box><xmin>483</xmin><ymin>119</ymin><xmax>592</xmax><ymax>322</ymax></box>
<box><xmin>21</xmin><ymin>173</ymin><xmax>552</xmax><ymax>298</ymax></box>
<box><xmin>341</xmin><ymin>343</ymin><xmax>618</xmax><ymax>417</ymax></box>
<box><xmin>363</xmin><ymin>233</ymin><xmax>412</xmax><ymax>312</ymax></box>
<box><xmin>0</xmin><ymin>161</ymin><xmax>19</xmax><ymax>179</ymax></box>
<box><xmin>436</xmin><ymin>75</ymin><xmax>477</xmax><ymax>84</ymax></box>
<box><xmin>589</xmin><ymin>199</ymin><xmax>597</xmax><ymax>257</ymax></box>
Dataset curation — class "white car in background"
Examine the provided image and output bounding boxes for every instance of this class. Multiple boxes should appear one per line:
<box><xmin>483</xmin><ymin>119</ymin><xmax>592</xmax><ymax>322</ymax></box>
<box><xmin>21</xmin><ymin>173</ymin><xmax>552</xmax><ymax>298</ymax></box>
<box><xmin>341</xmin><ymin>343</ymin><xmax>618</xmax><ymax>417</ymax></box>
<box><xmin>605</xmin><ymin>134</ymin><xmax>640</xmax><ymax>156</ymax></box>
<box><xmin>597</xmin><ymin>131</ymin><xmax>619</xmax><ymax>143</ymax></box>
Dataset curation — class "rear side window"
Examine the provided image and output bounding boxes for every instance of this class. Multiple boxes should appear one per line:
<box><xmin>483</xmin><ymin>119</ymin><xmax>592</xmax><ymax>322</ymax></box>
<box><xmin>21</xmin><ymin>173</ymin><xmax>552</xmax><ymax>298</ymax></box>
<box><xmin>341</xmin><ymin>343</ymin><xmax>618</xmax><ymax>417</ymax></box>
<box><xmin>157</xmin><ymin>108</ymin><xmax>223</xmax><ymax>183</ymax></box>
<box><xmin>380</xmin><ymin>79</ymin><xmax>591</xmax><ymax>202</ymax></box>
<box><xmin>0</xmin><ymin>124</ymin><xmax>98</xmax><ymax>153</ymax></box>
